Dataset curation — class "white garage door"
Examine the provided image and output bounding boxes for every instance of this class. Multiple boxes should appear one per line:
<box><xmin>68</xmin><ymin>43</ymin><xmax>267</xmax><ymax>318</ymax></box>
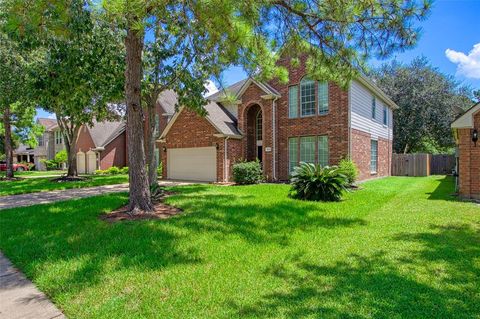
<box><xmin>167</xmin><ymin>147</ymin><xmax>217</xmax><ymax>182</ymax></box>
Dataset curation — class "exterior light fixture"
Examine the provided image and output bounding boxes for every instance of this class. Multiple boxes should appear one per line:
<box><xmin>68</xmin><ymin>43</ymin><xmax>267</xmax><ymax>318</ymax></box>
<box><xmin>473</xmin><ymin>129</ymin><xmax>478</xmax><ymax>146</ymax></box>
<box><xmin>215</xmin><ymin>143</ymin><xmax>220</xmax><ymax>150</ymax></box>
<box><xmin>162</xmin><ymin>146</ymin><xmax>167</xmax><ymax>152</ymax></box>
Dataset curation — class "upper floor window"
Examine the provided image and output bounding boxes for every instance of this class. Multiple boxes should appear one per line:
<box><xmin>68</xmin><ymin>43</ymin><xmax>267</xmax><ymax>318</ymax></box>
<box><xmin>289</xmin><ymin>79</ymin><xmax>329</xmax><ymax>118</ymax></box>
<box><xmin>300</xmin><ymin>78</ymin><xmax>316</xmax><ymax>117</ymax></box>
<box><xmin>318</xmin><ymin>82</ymin><xmax>329</xmax><ymax>115</ymax></box>
<box><xmin>372</xmin><ymin>96</ymin><xmax>376</xmax><ymax>119</ymax></box>
<box><xmin>55</xmin><ymin>131</ymin><xmax>63</xmax><ymax>145</ymax></box>
<box><xmin>38</xmin><ymin>135</ymin><xmax>44</xmax><ymax>147</ymax></box>
<box><xmin>288</xmin><ymin>86</ymin><xmax>298</xmax><ymax>118</ymax></box>
<box><xmin>256</xmin><ymin>110</ymin><xmax>262</xmax><ymax>141</ymax></box>
<box><xmin>383</xmin><ymin>106</ymin><xmax>388</xmax><ymax>125</ymax></box>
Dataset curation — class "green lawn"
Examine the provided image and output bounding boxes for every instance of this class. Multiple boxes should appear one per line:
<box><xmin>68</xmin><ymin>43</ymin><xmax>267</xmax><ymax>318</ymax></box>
<box><xmin>0</xmin><ymin>174</ymin><xmax>128</xmax><ymax>196</ymax></box>
<box><xmin>0</xmin><ymin>176</ymin><xmax>478</xmax><ymax>318</ymax></box>
<box><xmin>0</xmin><ymin>170</ymin><xmax>67</xmax><ymax>177</ymax></box>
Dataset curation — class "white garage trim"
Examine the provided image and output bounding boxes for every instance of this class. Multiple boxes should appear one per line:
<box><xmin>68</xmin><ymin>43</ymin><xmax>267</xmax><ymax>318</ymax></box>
<box><xmin>167</xmin><ymin>147</ymin><xmax>217</xmax><ymax>182</ymax></box>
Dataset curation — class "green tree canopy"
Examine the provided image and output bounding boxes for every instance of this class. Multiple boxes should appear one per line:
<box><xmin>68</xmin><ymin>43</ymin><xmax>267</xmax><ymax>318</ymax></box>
<box><xmin>371</xmin><ymin>57</ymin><xmax>475</xmax><ymax>154</ymax></box>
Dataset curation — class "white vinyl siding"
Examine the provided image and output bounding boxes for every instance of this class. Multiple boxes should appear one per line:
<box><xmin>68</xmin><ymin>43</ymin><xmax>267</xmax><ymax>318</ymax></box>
<box><xmin>370</xmin><ymin>140</ymin><xmax>378</xmax><ymax>173</ymax></box>
<box><xmin>289</xmin><ymin>85</ymin><xmax>298</xmax><ymax>118</ymax></box>
<box><xmin>300</xmin><ymin>136</ymin><xmax>315</xmax><ymax>163</ymax></box>
<box><xmin>318</xmin><ymin>82</ymin><xmax>329</xmax><ymax>115</ymax></box>
<box><xmin>300</xmin><ymin>78</ymin><xmax>316</xmax><ymax>116</ymax></box>
<box><xmin>350</xmin><ymin>80</ymin><xmax>393</xmax><ymax>140</ymax></box>
<box><xmin>289</xmin><ymin>137</ymin><xmax>298</xmax><ymax>173</ymax></box>
<box><xmin>318</xmin><ymin>136</ymin><xmax>329</xmax><ymax>167</ymax></box>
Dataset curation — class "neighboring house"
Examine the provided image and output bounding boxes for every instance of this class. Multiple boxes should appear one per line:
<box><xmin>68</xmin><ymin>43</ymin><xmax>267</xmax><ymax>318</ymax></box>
<box><xmin>30</xmin><ymin>92</ymin><xmax>177</xmax><ymax>173</ymax></box>
<box><xmin>159</xmin><ymin>56</ymin><xmax>398</xmax><ymax>182</ymax></box>
<box><xmin>34</xmin><ymin>118</ymin><xmax>65</xmax><ymax>171</ymax></box>
<box><xmin>75</xmin><ymin>120</ymin><xmax>126</xmax><ymax>174</ymax></box>
<box><xmin>451</xmin><ymin>102</ymin><xmax>480</xmax><ymax>199</ymax></box>
<box><xmin>12</xmin><ymin>144</ymin><xmax>35</xmax><ymax>165</ymax></box>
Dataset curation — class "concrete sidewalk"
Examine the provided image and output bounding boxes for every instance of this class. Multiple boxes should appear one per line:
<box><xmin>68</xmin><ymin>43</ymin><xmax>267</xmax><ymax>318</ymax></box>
<box><xmin>0</xmin><ymin>184</ymin><xmax>129</xmax><ymax>210</ymax></box>
<box><xmin>0</xmin><ymin>252</ymin><xmax>65</xmax><ymax>319</ymax></box>
<box><xmin>0</xmin><ymin>180</ymin><xmax>197</xmax><ymax>210</ymax></box>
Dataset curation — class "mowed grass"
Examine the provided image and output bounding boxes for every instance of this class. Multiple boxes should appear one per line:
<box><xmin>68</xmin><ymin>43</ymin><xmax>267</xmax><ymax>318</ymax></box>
<box><xmin>0</xmin><ymin>174</ymin><xmax>128</xmax><ymax>196</ymax></box>
<box><xmin>0</xmin><ymin>176</ymin><xmax>479</xmax><ymax>318</ymax></box>
<box><xmin>0</xmin><ymin>170</ymin><xmax>67</xmax><ymax>177</ymax></box>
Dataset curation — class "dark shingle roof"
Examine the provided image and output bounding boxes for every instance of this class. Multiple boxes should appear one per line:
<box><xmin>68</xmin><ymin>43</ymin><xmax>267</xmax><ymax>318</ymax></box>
<box><xmin>203</xmin><ymin>101</ymin><xmax>241</xmax><ymax>136</ymax></box>
<box><xmin>207</xmin><ymin>79</ymin><xmax>248</xmax><ymax>102</ymax></box>
<box><xmin>87</xmin><ymin>120</ymin><xmax>125</xmax><ymax>148</ymax></box>
<box><xmin>157</xmin><ymin>90</ymin><xmax>178</xmax><ymax>115</ymax></box>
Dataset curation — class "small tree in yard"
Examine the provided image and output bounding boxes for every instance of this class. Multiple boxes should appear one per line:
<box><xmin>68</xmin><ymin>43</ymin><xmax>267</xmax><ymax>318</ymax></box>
<box><xmin>6</xmin><ymin>0</ymin><xmax>431</xmax><ymax>213</ymax></box>
<box><xmin>0</xmin><ymin>32</ymin><xmax>42</xmax><ymax>179</ymax></box>
<box><xmin>25</xmin><ymin>3</ymin><xmax>125</xmax><ymax>178</ymax></box>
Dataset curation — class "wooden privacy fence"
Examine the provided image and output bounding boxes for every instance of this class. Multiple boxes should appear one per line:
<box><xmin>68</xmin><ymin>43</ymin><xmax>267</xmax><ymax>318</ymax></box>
<box><xmin>430</xmin><ymin>154</ymin><xmax>456</xmax><ymax>175</ymax></box>
<box><xmin>392</xmin><ymin>153</ymin><xmax>455</xmax><ymax>177</ymax></box>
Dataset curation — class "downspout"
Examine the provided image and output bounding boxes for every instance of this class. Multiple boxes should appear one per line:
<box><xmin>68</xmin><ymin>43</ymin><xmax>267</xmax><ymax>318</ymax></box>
<box><xmin>272</xmin><ymin>96</ymin><xmax>279</xmax><ymax>181</ymax></box>
<box><xmin>224</xmin><ymin>136</ymin><xmax>230</xmax><ymax>182</ymax></box>
<box><xmin>348</xmin><ymin>82</ymin><xmax>352</xmax><ymax>158</ymax></box>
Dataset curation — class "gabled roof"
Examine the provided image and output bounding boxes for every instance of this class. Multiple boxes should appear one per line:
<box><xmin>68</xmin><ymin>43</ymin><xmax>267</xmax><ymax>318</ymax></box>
<box><xmin>160</xmin><ymin>101</ymin><xmax>242</xmax><ymax>140</ymax></box>
<box><xmin>157</xmin><ymin>90</ymin><xmax>178</xmax><ymax>115</ymax></box>
<box><xmin>207</xmin><ymin>79</ymin><xmax>248</xmax><ymax>102</ymax></box>
<box><xmin>87</xmin><ymin>120</ymin><xmax>126</xmax><ymax>148</ymax></box>
<box><xmin>235</xmin><ymin>77</ymin><xmax>281</xmax><ymax>99</ymax></box>
<box><xmin>37</xmin><ymin>118</ymin><xmax>58</xmax><ymax>131</ymax></box>
<box><xmin>451</xmin><ymin>102</ymin><xmax>480</xmax><ymax>129</ymax></box>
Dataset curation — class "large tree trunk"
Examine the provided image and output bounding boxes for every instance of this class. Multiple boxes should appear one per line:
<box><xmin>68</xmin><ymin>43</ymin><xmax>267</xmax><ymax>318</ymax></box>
<box><xmin>65</xmin><ymin>127</ymin><xmax>80</xmax><ymax>177</ymax></box>
<box><xmin>125</xmin><ymin>26</ymin><xmax>153</xmax><ymax>213</ymax></box>
<box><xmin>146</xmin><ymin>101</ymin><xmax>158</xmax><ymax>186</ymax></box>
<box><xmin>57</xmin><ymin>117</ymin><xmax>80</xmax><ymax>177</ymax></box>
<box><xmin>3</xmin><ymin>106</ymin><xmax>14</xmax><ymax>179</ymax></box>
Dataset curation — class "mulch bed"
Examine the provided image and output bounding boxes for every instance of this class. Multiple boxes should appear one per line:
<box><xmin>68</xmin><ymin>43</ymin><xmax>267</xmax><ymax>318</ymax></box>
<box><xmin>101</xmin><ymin>191</ymin><xmax>181</xmax><ymax>222</ymax></box>
<box><xmin>100</xmin><ymin>202</ymin><xmax>182</xmax><ymax>222</ymax></box>
<box><xmin>51</xmin><ymin>176</ymin><xmax>89</xmax><ymax>182</ymax></box>
<box><xmin>0</xmin><ymin>176</ymin><xmax>23</xmax><ymax>181</ymax></box>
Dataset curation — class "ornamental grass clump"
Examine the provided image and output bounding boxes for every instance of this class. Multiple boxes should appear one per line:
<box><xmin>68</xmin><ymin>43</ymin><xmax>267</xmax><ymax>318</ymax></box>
<box><xmin>289</xmin><ymin>162</ymin><xmax>349</xmax><ymax>202</ymax></box>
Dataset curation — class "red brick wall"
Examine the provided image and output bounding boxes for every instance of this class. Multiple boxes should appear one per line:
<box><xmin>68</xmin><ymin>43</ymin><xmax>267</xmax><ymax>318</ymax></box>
<box><xmin>159</xmin><ymin>109</ymin><xmax>230</xmax><ymax>182</ymax></box>
<box><xmin>237</xmin><ymin>83</ymin><xmax>274</xmax><ymax>180</ymax></box>
<box><xmin>75</xmin><ymin>126</ymin><xmax>95</xmax><ymax>153</ymax></box>
<box><xmin>268</xmin><ymin>56</ymin><xmax>350</xmax><ymax>180</ymax></box>
<box><xmin>351</xmin><ymin>128</ymin><xmax>391</xmax><ymax>181</ymax></box>
<box><xmin>99</xmin><ymin>132</ymin><xmax>126</xmax><ymax>169</ymax></box>
<box><xmin>458</xmin><ymin>111</ymin><xmax>480</xmax><ymax>199</ymax></box>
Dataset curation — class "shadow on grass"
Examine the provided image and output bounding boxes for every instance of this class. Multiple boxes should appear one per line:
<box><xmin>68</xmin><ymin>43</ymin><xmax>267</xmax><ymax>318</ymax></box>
<box><xmin>229</xmin><ymin>223</ymin><xmax>480</xmax><ymax>318</ymax></box>
<box><xmin>0</xmin><ymin>185</ymin><xmax>366</xmax><ymax>296</ymax></box>
<box><xmin>168</xmin><ymin>191</ymin><xmax>366</xmax><ymax>246</ymax></box>
<box><xmin>426</xmin><ymin>176</ymin><xmax>460</xmax><ymax>201</ymax></box>
<box><xmin>0</xmin><ymin>193</ymin><xmax>200</xmax><ymax>295</ymax></box>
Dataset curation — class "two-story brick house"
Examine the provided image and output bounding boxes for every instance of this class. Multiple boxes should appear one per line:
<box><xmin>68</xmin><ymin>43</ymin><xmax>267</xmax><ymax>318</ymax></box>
<box><xmin>159</xmin><ymin>57</ymin><xmax>398</xmax><ymax>182</ymax></box>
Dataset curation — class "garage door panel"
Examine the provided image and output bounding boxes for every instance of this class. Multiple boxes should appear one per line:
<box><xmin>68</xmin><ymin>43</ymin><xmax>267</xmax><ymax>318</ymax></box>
<box><xmin>167</xmin><ymin>147</ymin><xmax>216</xmax><ymax>181</ymax></box>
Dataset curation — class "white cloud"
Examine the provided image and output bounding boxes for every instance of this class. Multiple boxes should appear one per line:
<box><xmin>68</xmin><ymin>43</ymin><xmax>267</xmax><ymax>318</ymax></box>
<box><xmin>47</xmin><ymin>113</ymin><xmax>57</xmax><ymax>119</ymax></box>
<box><xmin>204</xmin><ymin>80</ymin><xmax>219</xmax><ymax>97</ymax></box>
<box><xmin>445</xmin><ymin>43</ymin><xmax>480</xmax><ymax>79</ymax></box>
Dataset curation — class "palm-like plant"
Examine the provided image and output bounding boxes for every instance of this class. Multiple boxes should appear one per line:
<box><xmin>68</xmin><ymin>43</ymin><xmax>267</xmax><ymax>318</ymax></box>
<box><xmin>289</xmin><ymin>162</ymin><xmax>349</xmax><ymax>202</ymax></box>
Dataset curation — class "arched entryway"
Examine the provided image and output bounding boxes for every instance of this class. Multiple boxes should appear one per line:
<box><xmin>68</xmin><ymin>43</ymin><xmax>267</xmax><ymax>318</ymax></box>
<box><xmin>245</xmin><ymin>104</ymin><xmax>263</xmax><ymax>163</ymax></box>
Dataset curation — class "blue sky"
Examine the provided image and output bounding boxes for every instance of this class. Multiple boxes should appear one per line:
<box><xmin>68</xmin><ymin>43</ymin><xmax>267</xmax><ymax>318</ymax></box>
<box><xmin>36</xmin><ymin>0</ymin><xmax>480</xmax><ymax>119</ymax></box>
